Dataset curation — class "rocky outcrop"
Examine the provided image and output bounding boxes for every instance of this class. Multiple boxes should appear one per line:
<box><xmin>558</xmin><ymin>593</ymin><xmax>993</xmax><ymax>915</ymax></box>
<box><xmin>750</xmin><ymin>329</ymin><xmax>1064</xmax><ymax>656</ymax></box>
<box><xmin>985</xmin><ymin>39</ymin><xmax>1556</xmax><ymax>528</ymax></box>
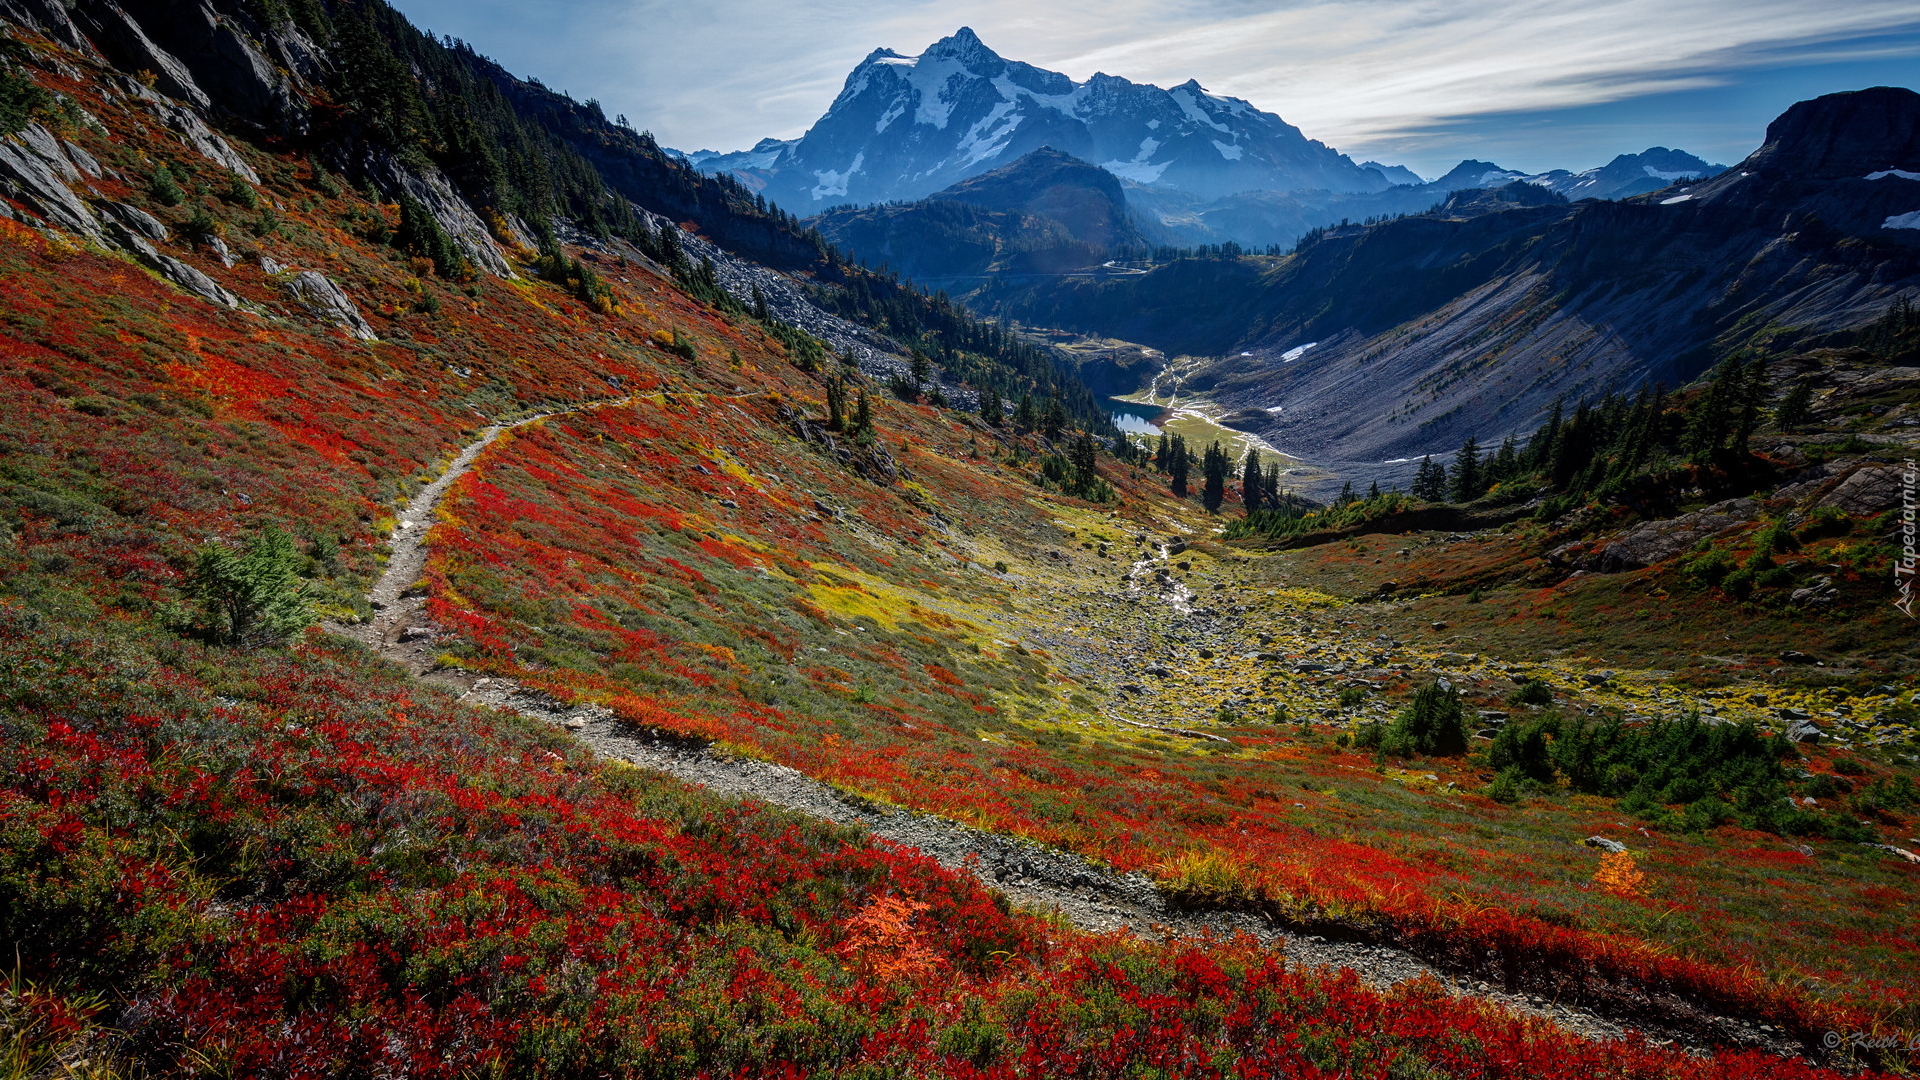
<box><xmin>112</xmin><ymin>0</ymin><xmax>305</xmax><ymax>133</ymax></box>
<box><xmin>283</xmin><ymin>270</ymin><xmax>375</xmax><ymax>341</ymax></box>
<box><xmin>72</xmin><ymin>0</ymin><xmax>212</xmax><ymax>110</ymax></box>
<box><xmin>0</xmin><ymin>0</ymin><xmax>91</xmax><ymax>51</ymax></box>
<box><xmin>359</xmin><ymin>151</ymin><xmax>513</xmax><ymax>279</ymax></box>
<box><xmin>0</xmin><ymin>124</ymin><xmax>105</xmax><ymax>240</ymax></box>
<box><xmin>1815</xmin><ymin>466</ymin><xmax>1903</xmax><ymax>516</ymax></box>
<box><xmin>147</xmin><ymin>97</ymin><xmax>259</xmax><ymax>182</ymax></box>
<box><xmin>1548</xmin><ymin>499</ymin><xmax>1757</xmax><ymax>573</ymax></box>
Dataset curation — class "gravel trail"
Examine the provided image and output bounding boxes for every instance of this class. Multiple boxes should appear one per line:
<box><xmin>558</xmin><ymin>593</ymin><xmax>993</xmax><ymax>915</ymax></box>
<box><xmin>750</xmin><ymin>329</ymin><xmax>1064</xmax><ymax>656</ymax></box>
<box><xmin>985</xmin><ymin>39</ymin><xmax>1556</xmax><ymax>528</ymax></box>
<box><xmin>328</xmin><ymin>403</ymin><xmax>1808</xmax><ymax>1065</ymax></box>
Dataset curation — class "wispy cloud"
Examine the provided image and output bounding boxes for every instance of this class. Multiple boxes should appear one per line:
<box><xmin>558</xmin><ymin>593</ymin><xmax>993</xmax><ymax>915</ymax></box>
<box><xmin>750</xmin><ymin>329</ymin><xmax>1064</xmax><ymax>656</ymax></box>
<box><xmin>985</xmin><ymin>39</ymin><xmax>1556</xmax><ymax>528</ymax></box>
<box><xmin>393</xmin><ymin>0</ymin><xmax>1920</xmax><ymax>169</ymax></box>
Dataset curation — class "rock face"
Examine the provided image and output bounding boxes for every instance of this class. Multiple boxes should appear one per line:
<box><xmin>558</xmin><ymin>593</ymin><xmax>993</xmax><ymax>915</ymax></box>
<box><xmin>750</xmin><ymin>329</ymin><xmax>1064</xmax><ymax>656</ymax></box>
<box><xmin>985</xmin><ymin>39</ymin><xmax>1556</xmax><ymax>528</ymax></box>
<box><xmin>72</xmin><ymin>0</ymin><xmax>212</xmax><ymax>110</ymax></box>
<box><xmin>1548</xmin><ymin>499</ymin><xmax>1757</xmax><ymax>573</ymax></box>
<box><xmin>690</xmin><ymin>27</ymin><xmax>1392</xmax><ymax>210</ymax></box>
<box><xmin>114</xmin><ymin>0</ymin><xmax>307</xmax><ymax>133</ymax></box>
<box><xmin>284</xmin><ymin>271</ymin><xmax>376</xmax><ymax>341</ymax></box>
<box><xmin>360</xmin><ymin>151</ymin><xmax>514</xmax><ymax>279</ymax></box>
<box><xmin>0</xmin><ymin>124</ymin><xmax>105</xmax><ymax>240</ymax></box>
<box><xmin>1815</xmin><ymin>466</ymin><xmax>1903</xmax><ymax>516</ymax></box>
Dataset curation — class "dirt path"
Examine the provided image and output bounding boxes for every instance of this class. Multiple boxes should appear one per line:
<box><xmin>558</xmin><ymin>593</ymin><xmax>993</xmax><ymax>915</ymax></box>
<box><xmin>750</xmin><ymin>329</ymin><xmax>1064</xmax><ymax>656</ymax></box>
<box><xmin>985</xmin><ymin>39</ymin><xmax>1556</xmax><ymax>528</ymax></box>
<box><xmin>329</xmin><ymin>399</ymin><xmax>1801</xmax><ymax>1063</ymax></box>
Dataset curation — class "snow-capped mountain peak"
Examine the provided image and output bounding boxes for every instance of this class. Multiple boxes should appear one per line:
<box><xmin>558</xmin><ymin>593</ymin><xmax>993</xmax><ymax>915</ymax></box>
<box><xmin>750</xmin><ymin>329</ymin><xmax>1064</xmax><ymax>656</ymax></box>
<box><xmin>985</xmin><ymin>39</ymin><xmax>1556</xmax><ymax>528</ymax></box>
<box><xmin>692</xmin><ymin>28</ymin><xmax>1397</xmax><ymax>210</ymax></box>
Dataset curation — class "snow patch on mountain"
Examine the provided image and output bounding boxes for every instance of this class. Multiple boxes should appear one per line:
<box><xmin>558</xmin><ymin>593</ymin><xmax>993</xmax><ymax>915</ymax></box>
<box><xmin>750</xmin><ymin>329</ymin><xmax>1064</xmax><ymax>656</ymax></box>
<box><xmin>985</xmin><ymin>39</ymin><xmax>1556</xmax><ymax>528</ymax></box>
<box><xmin>812</xmin><ymin>152</ymin><xmax>863</xmax><ymax>199</ymax></box>
<box><xmin>1885</xmin><ymin>210</ymin><xmax>1920</xmax><ymax>229</ymax></box>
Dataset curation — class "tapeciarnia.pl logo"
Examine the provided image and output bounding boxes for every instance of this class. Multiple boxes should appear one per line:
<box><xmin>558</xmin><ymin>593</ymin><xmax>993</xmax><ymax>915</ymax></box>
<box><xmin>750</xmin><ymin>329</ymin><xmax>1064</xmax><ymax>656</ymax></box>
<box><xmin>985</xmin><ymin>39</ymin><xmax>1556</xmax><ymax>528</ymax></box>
<box><xmin>1898</xmin><ymin>458</ymin><xmax>1917</xmax><ymax>618</ymax></box>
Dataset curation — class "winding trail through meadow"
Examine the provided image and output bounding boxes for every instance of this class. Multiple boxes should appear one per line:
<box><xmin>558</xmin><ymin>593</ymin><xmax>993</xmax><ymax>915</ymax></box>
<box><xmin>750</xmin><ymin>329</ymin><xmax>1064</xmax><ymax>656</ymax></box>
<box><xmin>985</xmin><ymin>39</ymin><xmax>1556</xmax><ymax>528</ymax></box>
<box><xmin>327</xmin><ymin>394</ymin><xmax>1800</xmax><ymax>1062</ymax></box>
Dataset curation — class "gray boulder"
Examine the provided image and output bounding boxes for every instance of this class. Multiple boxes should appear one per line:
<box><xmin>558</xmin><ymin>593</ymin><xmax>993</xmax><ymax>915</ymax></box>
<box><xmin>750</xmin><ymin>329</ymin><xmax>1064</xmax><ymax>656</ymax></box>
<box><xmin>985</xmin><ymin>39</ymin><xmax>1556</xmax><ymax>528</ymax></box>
<box><xmin>284</xmin><ymin>271</ymin><xmax>376</xmax><ymax>340</ymax></box>
<box><xmin>1584</xmin><ymin>836</ymin><xmax>1628</xmax><ymax>854</ymax></box>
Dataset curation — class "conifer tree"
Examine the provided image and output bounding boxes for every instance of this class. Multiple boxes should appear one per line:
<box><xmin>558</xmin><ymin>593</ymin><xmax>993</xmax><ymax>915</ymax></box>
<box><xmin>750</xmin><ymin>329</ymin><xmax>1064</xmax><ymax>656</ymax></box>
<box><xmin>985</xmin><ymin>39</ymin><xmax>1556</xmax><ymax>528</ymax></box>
<box><xmin>826</xmin><ymin>378</ymin><xmax>846</xmax><ymax>432</ymax></box>
<box><xmin>1069</xmin><ymin>433</ymin><xmax>1098</xmax><ymax>489</ymax></box>
<box><xmin>1491</xmin><ymin>436</ymin><xmax>1519</xmax><ymax>484</ymax></box>
<box><xmin>979</xmin><ymin>384</ymin><xmax>1002</xmax><ymax>426</ymax></box>
<box><xmin>1449</xmin><ymin>435</ymin><xmax>1482</xmax><ymax>503</ymax></box>
<box><xmin>1527</xmin><ymin>398</ymin><xmax>1564</xmax><ymax>470</ymax></box>
<box><xmin>1368</xmin><ymin>479</ymin><xmax>1381</xmax><ymax>500</ymax></box>
<box><xmin>750</xmin><ymin>283</ymin><xmax>770</xmax><ymax>322</ymax></box>
<box><xmin>1201</xmin><ymin>442</ymin><xmax>1230</xmax><ymax>512</ymax></box>
<box><xmin>1681</xmin><ymin>360</ymin><xmax>1733</xmax><ymax>463</ymax></box>
<box><xmin>1732</xmin><ymin>358</ymin><xmax>1769</xmax><ymax>453</ymax></box>
<box><xmin>1265</xmin><ymin>461</ymin><xmax>1283</xmax><ymax>505</ymax></box>
<box><xmin>1774</xmin><ymin>381</ymin><xmax>1813</xmax><ymax>432</ymax></box>
<box><xmin>1411</xmin><ymin>455</ymin><xmax>1447</xmax><ymax>501</ymax></box>
<box><xmin>1241</xmin><ymin>448</ymin><xmax>1264</xmax><ymax>514</ymax></box>
<box><xmin>851</xmin><ymin>389</ymin><xmax>874</xmax><ymax>445</ymax></box>
<box><xmin>1169</xmin><ymin>435</ymin><xmax>1190</xmax><ymax>498</ymax></box>
<box><xmin>1155</xmin><ymin>432</ymin><xmax>1171</xmax><ymax>472</ymax></box>
<box><xmin>1337</xmin><ymin>479</ymin><xmax>1356</xmax><ymax>506</ymax></box>
<box><xmin>192</xmin><ymin>525</ymin><xmax>313</xmax><ymax>649</ymax></box>
<box><xmin>1042</xmin><ymin>397</ymin><xmax>1067</xmax><ymax>441</ymax></box>
<box><xmin>1015</xmin><ymin>391</ymin><xmax>1036</xmax><ymax>430</ymax></box>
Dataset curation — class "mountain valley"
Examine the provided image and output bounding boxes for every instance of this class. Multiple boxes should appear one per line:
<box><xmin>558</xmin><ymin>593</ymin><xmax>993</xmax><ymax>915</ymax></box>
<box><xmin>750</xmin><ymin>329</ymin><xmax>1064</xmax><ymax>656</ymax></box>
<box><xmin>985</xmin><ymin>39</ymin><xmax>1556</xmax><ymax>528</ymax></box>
<box><xmin>0</xmin><ymin>1</ymin><xmax>1916</xmax><ymax>1077</ymax></box>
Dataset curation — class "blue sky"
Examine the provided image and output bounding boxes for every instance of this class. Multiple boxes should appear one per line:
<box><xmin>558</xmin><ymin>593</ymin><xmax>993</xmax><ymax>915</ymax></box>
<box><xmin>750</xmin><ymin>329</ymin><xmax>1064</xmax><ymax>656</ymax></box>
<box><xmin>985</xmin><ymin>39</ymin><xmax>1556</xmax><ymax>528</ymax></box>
<box><xmin>390</xmin><ymin>0</ymin><xmax>1920</xmax><ymax>178</ymax></box>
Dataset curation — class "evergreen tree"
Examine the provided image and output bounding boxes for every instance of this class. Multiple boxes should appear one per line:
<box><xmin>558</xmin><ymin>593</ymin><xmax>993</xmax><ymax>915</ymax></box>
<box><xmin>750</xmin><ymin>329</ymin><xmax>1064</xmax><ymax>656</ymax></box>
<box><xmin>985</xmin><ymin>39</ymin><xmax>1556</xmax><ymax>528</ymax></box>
<box><xmin>1527</xmin><ymin>398</ymin><xmax>1564</xmax><ymax>470</ymax></box>
<box><xmin>1379</xmin><ymin>680</ymin><xmax>1468</xmax><ymax>757</ymax></box>
<box><xmin>1069</xmin><ymin>434</ymin><xmax>1098</xmax><ymax>489</ymax></box>
<box><xmin>192</xmin><ymin>525</ymin><xmax>313</xmax><ymax>649</ymax></box>
<box><xmin>1368</xmin><ymin>479</ymin><xmax>1381</xmax><ymax>500</ymax></box>
<box><xmin>1411</xmin><ymin>455</ymin><xmax>1447</xmax><ymax>501</ymax></box>
<box><xmin>750</xmin><ymin>283</ymin><xmax>770</xmax><ymax>322</ymax></box>
<box><xmin>1337</xmin><ymin>479</ymin><xmax>1356</xmax><ymax>506</ymax></box>
<box><xmin>1265</xmin><ymin>461</ymin><xmax>1283</xmax><ymax>505</ymax></box>
<box><xmin>1042</xmin><ymin>397</ymin><xmax>1067</xmax><ymax>441</ymax></box>
<box><xmin>1774</xmin><ymin>381</ymin><xmax>1813</xmax><ymax>432</ymax></box>
<box><xmin>851</xmin><ymin>390</ymin><xmax>874</xmax><ymax>445</ymax></box>
<box><xmin>1732</xmin><ymin>358</ymin><xmax>1769</xmax><ymax>453</ymax></box>
<box><xmin>826</xmin><ymin>378</ymin><xmax>846</xmax><ymax>432</ymax></box>
<box><xmin>1201</xmin><ymin>442</ymin><xmax>1230</xmax><ymax>512</ymax></box>
<box><xmin>1241</xmin><ymin>448</ymin><xmax>1264</xmax><ymax>515</ymax></box>
<box><xmin>1449</xmin><ymin>435</ymin><xmax>1482</xmax><ymax>502</ymax></box>
<box><xmin>1490</xmin><ymin>436</ymin><xmax>1519</xmax><ymax>484</ymax></box>
<box><xmin>1682</xmin><ymin>359</ymin><xmax>1740</xmax><ymax>465</ymax></box>
<box><xmin>1169</xmin><ymin>435</ymin><xmax>1190</xmax><ymax>498</ymax></box>
<box><xmin>1154</xmin><ymin>432</ymin><xmax>1171</xmax><ymax>473</ymax></box>
<box><xmin>909</xmin><ymin>349</ymin><xmax>931</xmax><ymax>387</ymax></box>
<box><xmin>1015</xmin><ymin>391</ymin><xmax>1036</xmax><ymax>430</ymax></box>
<box><xmin>979</xmin><ymin>384</ymin><xmax>1002</xmax><ymax>426</ymax></box>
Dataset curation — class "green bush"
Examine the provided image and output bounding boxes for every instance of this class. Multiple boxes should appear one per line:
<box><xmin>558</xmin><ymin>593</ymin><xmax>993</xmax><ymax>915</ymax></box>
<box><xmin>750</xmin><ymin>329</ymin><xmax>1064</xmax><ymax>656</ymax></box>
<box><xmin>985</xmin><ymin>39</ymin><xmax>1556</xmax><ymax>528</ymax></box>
<box><xmin>1508</xmin><ymin>678</ymin><xmax>1553</xmax><ymax>706</ymax></box>
<box><xmin>0</xmin><ymin>63</ymin><xmax>52</xmax><ymax>136</ymax></box>
<box><xmin>190</xmin><ymin>525</ymin><xmax>313</xmax><ymax>648</ymax></box>
<box><xmin>1485</xmin><ymin>712</ymin><xmax>1560</xmax><ymax>784</ymax></box>
<box><xmin>1379</xmin><ymin>681</ymin><xmax>1467</xmax><ymax>757</ymax></box>
<box><xmin>149</xmin><ymin>164</ymin><xmax>185</xmax><ymax>207</ymax></box>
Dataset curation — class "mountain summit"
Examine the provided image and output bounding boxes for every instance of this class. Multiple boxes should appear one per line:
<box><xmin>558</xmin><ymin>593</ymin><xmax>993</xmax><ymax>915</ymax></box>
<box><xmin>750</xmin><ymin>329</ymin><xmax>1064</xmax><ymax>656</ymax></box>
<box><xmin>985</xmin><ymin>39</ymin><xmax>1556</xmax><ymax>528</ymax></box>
<box><xmin>689</xmin><ymin>28</ymin><xmax>1395</xmax><ymax>209</ymax></box>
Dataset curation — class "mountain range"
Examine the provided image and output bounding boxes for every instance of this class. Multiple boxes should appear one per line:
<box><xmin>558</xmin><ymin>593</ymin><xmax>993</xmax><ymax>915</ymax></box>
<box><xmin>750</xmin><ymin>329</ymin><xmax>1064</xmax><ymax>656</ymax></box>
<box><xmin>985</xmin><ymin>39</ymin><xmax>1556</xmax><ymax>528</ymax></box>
<box><xmin>978</xmin><ymin>87</ymin><xmax>1920</xmax><ymax>478</ymax></box>
<box><xmin>686</xmin><ymin>28</ymin><xmax>1726</xmax><ymax>253</ymax></box>
<box><xmin>686</xmin><ymin>27</ymin><xmax>1405</xmax><ymax>209</ymax></box>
